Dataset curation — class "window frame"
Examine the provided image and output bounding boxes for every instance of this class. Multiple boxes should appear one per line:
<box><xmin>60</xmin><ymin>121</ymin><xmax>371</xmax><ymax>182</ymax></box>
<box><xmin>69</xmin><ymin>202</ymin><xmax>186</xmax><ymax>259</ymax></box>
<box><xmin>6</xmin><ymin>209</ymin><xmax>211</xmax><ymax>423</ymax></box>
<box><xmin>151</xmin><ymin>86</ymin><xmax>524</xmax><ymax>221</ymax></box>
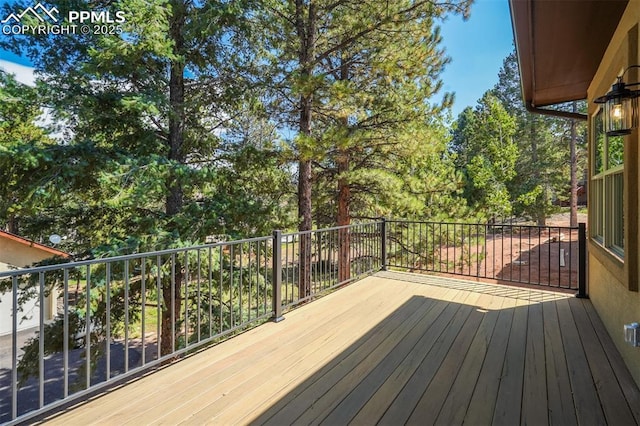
<box><xmin>590</xmin><ymin>106</ymin><xmax>625</xmax><ymax>260</ymax></box>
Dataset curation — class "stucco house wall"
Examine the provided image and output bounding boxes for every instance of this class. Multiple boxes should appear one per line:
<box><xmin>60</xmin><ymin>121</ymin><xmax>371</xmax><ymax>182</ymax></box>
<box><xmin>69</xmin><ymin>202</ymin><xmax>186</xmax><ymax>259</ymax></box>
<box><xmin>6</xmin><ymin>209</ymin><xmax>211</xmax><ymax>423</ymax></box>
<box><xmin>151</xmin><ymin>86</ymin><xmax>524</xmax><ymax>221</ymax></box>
<box><xmin>0</xmin><ymin>231</ymin><xmax>68</xmax><ymax>335</ymax></box>
<box><xmin>587</xmin><ymin>1</ymin><xmax>640</xmax><ymax>387</ymax></box>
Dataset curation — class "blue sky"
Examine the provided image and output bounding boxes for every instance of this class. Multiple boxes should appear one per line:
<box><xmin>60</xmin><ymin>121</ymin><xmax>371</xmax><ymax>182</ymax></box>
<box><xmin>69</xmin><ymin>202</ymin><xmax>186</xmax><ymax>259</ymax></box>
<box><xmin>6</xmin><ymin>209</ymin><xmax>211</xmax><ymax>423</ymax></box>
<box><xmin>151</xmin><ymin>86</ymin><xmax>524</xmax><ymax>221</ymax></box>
<box><xmin>438</xmin><ymin>0</ymin><xmax>515</xmax><ymax>118</ymax></box>
<box><xmin>0</xmin><ymin>0</ymin><xmax>514</xmax><ymax>118</ymax></box>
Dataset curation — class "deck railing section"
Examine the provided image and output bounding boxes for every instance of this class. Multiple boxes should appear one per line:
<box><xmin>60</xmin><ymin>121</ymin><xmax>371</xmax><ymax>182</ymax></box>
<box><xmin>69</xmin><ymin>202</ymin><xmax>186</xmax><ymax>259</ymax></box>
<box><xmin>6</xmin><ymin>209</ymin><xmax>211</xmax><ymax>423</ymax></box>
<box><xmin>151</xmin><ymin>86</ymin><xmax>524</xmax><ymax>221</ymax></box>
<box><xmin>0</xmin><ymin>236</ymin><xmax>279</xmax><ymax>425</ymax></box>
<box><xmin>0</xmin><ymin>219</ymin><xmax>585</xmax><ymax>424</ymax></box>
<box><xmin>0</xmin><ymin>222</ymin><xmax>383</xmax><ymax>424</ymax></box>
<box><xmin>278</xmin><ymin>222</ymin><xmax>382</xmax><ymax>310</ymax></box>
<box><xmin>384</xmin><ymin>219</ymin><xmax>586</xmax><ymax>293</ymax></box>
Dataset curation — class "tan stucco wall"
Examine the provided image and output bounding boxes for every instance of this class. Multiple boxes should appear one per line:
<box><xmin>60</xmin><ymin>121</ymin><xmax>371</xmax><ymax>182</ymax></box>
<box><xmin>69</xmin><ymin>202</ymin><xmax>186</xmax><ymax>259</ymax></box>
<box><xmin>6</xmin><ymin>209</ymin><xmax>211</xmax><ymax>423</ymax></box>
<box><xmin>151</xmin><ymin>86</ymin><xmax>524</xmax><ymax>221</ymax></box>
<box><xmin>587</xmin><ymin>0</ymin><xmax>640</xmax><ymax>387</ymax></box>
<box><xmin>589</xmin><ymin>255</ymin><xmax>640</xmax><ymax>385</ymax></box>
<box><xmin>0</xmin><ymin>237</ymin><xmax>63</xmax><ymax>334</ymax></box>
<box><xmin>0</xmin><ymin>237</ymin><xmax>59</xmax><ymax>268</ymax></box>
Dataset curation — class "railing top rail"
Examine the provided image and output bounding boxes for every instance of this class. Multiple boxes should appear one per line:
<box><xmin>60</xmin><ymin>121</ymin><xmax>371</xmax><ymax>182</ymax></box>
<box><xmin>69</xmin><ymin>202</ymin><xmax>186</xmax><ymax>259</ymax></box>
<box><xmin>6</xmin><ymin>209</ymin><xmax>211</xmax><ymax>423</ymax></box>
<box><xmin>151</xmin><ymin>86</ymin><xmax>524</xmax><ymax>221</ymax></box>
<box><xmin>0</xmin><ymin>219</ymin><xmax>580</xmax><ymax>279</ymax></box>
<box><xmin>0</xmin><ymin>221</ymin><xmax>384</xmax><ymax>279</ymax></box>
<box><xmin>0</xmin><ymin>234</ymin><xmax>272</xmax><ymax>278</ymax></box>
<box><xmin>281</xmin><ymin>221</ymin><xmax>382</xmax><ymax>238</ymax></box>
<box><xmin>385</xmin><ymin>219</ymin><xmax>583</xmax><ymax>231</ymax></box>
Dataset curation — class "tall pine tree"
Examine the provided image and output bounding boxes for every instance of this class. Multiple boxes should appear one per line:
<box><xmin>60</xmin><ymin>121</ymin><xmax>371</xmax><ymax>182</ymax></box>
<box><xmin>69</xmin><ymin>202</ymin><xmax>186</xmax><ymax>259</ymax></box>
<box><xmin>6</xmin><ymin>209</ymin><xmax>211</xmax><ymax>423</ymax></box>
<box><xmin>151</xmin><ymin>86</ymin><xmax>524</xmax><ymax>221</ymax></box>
<box><xmin>258</xmin><ymin>0</ymin><xmax>470</xmax><ymax>291</ymax></box>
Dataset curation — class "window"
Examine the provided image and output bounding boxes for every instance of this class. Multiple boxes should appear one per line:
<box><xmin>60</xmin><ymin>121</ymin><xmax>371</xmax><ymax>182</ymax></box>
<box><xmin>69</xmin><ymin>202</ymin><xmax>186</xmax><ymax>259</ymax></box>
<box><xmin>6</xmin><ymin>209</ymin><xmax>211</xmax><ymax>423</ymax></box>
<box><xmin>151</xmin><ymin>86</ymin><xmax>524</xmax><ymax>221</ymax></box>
<box><xmin>591</xmin><ymin>108</ymin><xmax>624</xmax><ymax>259</ymax></box>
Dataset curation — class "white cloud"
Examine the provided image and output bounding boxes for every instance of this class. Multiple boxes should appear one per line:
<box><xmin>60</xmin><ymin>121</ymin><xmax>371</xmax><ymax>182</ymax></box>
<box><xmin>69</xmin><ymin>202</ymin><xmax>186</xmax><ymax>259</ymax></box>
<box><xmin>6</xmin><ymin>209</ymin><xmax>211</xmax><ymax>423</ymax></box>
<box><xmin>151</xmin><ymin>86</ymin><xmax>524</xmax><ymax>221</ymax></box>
<box><xmin>0</xmin><ymin>59</ymin><xmax>36</xmax><ymax>86</ymax></box>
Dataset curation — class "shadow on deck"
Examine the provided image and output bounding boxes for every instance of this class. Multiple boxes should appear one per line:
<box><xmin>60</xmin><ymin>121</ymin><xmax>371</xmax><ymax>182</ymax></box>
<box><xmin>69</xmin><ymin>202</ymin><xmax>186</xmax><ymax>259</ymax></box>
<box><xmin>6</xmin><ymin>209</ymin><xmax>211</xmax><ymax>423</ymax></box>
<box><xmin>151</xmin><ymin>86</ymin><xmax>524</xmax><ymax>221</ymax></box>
<box><xmin>41</xmin><ymin>271</ymin><xmax>640</xmax><ymax>425</ymax></box>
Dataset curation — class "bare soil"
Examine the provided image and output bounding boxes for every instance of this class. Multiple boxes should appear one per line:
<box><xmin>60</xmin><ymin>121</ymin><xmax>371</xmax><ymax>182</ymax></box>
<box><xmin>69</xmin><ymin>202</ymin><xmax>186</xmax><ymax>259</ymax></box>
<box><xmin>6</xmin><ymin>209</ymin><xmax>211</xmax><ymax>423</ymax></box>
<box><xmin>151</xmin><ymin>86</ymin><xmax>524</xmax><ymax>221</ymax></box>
<box><xmin>419</xmin><ymin>213</ymin><xmax>587</xmax><ymax>293</ymax></box>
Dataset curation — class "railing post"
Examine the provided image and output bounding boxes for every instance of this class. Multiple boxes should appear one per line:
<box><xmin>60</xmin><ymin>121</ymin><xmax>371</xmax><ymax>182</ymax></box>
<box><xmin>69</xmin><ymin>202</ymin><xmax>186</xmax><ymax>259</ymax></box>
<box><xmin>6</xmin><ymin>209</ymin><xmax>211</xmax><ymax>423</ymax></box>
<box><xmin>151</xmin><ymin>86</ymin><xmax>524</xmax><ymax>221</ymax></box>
<box><xmin>577</xmin><ymin>222</ymin><xmax>588</xmax><ymax>298</ymax></box>
<box><xmin>381</xmin><ymin>218</ymin><xmax>387</xmax><ymax>271</ymax></box>
<box><xmin>272</xmin><ymin>230</ymin><xmax>284</xmax><ymax>321</ymax></box>
<box><xmin>11</xmin><ymin>276</ymin><xmax>18</xmax><ymax>421</ymax></box>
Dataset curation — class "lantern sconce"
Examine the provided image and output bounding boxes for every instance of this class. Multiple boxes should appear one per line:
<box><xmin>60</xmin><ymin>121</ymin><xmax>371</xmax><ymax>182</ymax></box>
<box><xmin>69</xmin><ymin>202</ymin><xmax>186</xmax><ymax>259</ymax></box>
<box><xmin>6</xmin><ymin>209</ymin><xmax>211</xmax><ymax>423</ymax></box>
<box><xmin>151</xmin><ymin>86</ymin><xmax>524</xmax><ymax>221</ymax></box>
<box><xmin>594</xmin><ymin>65</ymin><xmax>640</xmax><ymax>136</ymax></box>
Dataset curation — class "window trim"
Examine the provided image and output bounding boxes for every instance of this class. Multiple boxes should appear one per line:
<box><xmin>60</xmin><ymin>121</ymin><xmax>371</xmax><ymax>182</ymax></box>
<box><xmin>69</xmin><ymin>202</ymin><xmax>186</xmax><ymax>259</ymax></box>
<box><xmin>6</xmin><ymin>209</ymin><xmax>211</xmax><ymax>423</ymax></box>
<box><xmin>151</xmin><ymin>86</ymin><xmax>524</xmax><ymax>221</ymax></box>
<box><xmin>590</xmin><ymin>107</ymin><xmax>624</xmax><ymax>261</ymax></box>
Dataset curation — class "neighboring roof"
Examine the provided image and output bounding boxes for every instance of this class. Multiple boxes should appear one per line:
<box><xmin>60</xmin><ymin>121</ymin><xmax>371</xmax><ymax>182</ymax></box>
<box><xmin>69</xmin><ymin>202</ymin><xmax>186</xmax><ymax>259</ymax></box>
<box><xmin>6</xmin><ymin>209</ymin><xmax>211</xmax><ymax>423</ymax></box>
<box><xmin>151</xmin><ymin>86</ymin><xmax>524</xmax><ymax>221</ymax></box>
<box><xmin>509</xmin><ymin>0</ymin><xmax>629</xmax><ymax>108</ymax></box>
<box><xmin>0</xmin><ymin>230</ymin><xmax>69</xmax><ymax>258</ymax></box>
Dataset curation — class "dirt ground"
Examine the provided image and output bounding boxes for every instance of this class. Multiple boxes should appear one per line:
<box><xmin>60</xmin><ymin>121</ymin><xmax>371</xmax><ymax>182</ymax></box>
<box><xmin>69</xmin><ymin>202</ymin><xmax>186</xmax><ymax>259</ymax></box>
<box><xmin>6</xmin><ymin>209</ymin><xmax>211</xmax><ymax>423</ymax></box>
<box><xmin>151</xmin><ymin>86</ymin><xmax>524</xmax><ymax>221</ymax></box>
<box><xmin>543</xmin><ymin>212</ymin><xmax>588</xmax><ymax>227</ymax></box>
<box><xmin>417</xmin><ymin>212</ymin><xmax>587</xmax><ymax>292</ymax></box>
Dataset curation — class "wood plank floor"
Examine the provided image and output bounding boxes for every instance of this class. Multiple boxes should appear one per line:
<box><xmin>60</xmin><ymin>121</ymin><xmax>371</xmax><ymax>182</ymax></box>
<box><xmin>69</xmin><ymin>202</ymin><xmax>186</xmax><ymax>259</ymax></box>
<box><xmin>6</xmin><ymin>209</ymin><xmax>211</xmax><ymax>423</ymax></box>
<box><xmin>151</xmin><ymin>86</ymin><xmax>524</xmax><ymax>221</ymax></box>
<box><xmin>41</xmin><ymin>271</ymin><xmax>640</xmax><ymax>425</ymax></box>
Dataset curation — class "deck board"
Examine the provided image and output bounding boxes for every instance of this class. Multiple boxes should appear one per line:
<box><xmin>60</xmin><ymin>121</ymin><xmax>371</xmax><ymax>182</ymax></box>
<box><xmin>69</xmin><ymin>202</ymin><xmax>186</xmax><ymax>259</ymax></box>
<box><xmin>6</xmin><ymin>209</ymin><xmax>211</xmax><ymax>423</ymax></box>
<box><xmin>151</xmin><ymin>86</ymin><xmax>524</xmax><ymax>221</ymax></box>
<box><xmin>542</xmin><ymin>299</ymin><xmax>577</xmax><ymax>426</ymax></box>
<box><xmin>463</xmin><ymin>295</ymin><xmax>515</xmax><ymax>425</ymax></box>
<box><xmin>556</xmin><ymin>298</ymin><xmax>606</xmax><ymax>425</ymax></box>
<box><xmin>168</xmin><ymin>296</ymin><xmax>428</xmax><ymax>424</ymax></box>
<box><xmin>492</xmin><ymin>294</ymin><xmax>528</xmax><ymax>426</ymax></box>
<box><xmin>318</xmin><ymin>293</ymin><xmax>464</xmax><ymax>425</ymax></box>
<box><xmin>406</xmin><ymin>306</ymin><xmax>484</xmax><ymax>425</ymax></box>
<box><xmin>522</xmin><ymin>297</ymin><xmax>548</xmax><ymax>425</ymax></box>
<box><xmin>568</xmin><ymin>297</ymin><xmax>637</xmax><ymax>425</ymax></box>
<box><xmin>433</xmin><ymin>293</ymin><xmax>504</xmax><ymax>425</ymax></box>
<box><xmin>257</xmin><ymin>297</ymin><xmax>439</xmax><ymax>425</ymax></box>
<box><xmin>160</xmin><ymin>281</ymin><xmax>431</xmax><ymax>425</ymax></box>
<box><xmin>348</xmin><ymin>294</ymin><xmax>474</xmax><ymax>425</ymax></box>
<box><xmin>581</xmin><ymin>299</ymin><xmax>640</xmax><ymax>424</ymax></box>
<box><xmin>41</xmin><ymin>271</ymin><xmax>640</xmax><ymax>426</ymax></box>
<box><xmin>377</xmin><ymin>302</ymin><xmax>474</xmax><ymax>425</ymax></box>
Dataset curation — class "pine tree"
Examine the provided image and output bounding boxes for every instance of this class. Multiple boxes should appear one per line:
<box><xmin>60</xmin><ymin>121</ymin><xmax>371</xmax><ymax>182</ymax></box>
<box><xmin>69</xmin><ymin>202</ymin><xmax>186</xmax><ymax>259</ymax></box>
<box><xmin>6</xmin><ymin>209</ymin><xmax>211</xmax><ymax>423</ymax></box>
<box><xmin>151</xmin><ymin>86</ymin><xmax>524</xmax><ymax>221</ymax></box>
<box><xmin>258</xmin><ymin>0</ymin><xmax>471</xmax><ymax>291</ymax></box>
<box><xmin>451</xmin><ymin>92</ymin><xmax>518</xmax><ymax>218</ymax></box>
<box><xmin>0</xmin><ymin>71</ymin><xmax>52</xmax><ymax>234</ymax></box>
<box><xmin>492</xmin><ymin>49</ymin><xmax>586</xmax><ymax>225</ymax></box>
<box><xmin>0</xmin><ymin>0</ymin><xmax>267</xmax><ymax>357</ymax></box>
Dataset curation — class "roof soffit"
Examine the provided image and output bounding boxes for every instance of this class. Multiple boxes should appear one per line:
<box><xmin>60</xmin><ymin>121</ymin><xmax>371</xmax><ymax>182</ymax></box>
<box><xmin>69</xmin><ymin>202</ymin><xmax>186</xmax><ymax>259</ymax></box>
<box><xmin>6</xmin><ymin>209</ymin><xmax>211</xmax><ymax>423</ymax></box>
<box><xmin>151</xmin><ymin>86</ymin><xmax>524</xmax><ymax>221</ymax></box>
<box><xmin>510</xmin><ymin>0</ymin><xmax>629</xmax><ymax>107</ymax></box>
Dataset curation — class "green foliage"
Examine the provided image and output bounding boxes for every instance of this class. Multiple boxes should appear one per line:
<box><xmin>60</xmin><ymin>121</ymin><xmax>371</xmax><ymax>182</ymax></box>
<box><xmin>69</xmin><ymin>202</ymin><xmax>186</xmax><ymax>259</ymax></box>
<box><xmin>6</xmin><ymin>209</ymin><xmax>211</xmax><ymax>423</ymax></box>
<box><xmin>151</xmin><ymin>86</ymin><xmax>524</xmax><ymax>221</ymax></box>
<box><xmin>452</xmin><ymin>49</ymin><xmax>588</xmax><ymax>223</ymax></box>
<box><xmin>257</xmin><ymin>0</ymin><xmax>471</xmax><ymax>226</ymax></box>
<box><xmin>491</xmin><ymin>49</ymin><xmax>587</xmax><ymax>223</ymax></box>
<box><xmin>0</xmin><ymin>71</ymin><xmax>55</xmax><ymax>232</ymax></box>
<box><xmin>451</xmin><ymin>92</ymin><xmax>518</xmax><ymax>218</ymax></box>
<box><xmin>0</xmin><ymin>0</ymin><xmax>294</xmax><ymax>386</ymax></box>
<box><xmin>17</xmin><ymin>312</ymin><xmax>83</xmax><ymax>387</ymax></box>
<box><xmin>309</xmin><ymin>14</ymin><xmax>465</xmax><ymax>220</ymax></box>
<box><xmin>387</xmin><ymin>222</ymin><xmax>486</xmax><ymax>273</ymax></box>
<box><xmin>0</xmin><ymin>0</ymin><xmax>296</xmax><ymax>247</ymax></box>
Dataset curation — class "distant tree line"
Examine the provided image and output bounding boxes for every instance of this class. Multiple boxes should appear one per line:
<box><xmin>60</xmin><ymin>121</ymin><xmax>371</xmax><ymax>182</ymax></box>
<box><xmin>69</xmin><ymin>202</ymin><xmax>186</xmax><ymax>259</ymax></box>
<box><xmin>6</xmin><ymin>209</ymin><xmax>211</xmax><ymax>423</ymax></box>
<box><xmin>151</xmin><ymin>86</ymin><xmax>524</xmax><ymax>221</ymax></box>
<box><xmin>450</xmin><ymin>50</ymin><xmax>587</xmax><ymax>225</ymax></box>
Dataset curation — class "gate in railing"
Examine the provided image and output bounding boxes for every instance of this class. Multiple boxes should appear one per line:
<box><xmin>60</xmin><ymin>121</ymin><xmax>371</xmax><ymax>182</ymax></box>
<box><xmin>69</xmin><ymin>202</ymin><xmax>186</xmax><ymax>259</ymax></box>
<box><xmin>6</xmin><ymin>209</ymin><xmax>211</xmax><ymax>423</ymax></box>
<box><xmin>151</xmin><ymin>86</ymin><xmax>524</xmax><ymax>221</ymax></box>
<box><xmin>0</xmin><ymin>219</ymin><xmax>585</xmax><ymax>424</ymax></box>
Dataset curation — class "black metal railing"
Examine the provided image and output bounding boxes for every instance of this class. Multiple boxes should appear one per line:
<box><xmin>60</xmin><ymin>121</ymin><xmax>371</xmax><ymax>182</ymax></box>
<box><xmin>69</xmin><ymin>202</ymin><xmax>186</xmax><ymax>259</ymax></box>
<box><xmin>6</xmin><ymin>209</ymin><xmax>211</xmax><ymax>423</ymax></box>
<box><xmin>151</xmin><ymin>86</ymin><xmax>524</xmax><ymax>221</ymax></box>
<box><xmin>0</xmin><ymin>218</ymin><xmax>586</xmax><ymax>424</ymax></box>
<box><xmin>383</xmin><ymin>219</ymin><xmax>586</xmax><ymax>294</ymax></box>
<box><xmin>278</xmin><ymin>222</ymin><xmax>382</xmax><ymax>311</ymax></box>
<box><xmin>0</xmin><ymin>221</ymin><xmax>382</xmax><ymax>424</ymax></box>
<box><xmin>0</xmin><ymin>236</ymin><xmax>279</xmax><ymax>425</ymax></box>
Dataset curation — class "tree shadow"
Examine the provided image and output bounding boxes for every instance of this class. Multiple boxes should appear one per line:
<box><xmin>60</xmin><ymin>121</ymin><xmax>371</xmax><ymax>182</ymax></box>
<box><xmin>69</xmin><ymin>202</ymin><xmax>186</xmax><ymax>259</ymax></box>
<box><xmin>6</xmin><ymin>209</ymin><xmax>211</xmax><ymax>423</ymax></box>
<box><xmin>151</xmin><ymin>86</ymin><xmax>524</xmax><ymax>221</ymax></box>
<box><xmin>0</xmin><ymin>342</ymin><xmax>140</xmax><ymax>423</ymax></box>
<box><xmin>248</xmin><ymin>286</ymin><xmax>635</xmax><ymax>425</ymax></box>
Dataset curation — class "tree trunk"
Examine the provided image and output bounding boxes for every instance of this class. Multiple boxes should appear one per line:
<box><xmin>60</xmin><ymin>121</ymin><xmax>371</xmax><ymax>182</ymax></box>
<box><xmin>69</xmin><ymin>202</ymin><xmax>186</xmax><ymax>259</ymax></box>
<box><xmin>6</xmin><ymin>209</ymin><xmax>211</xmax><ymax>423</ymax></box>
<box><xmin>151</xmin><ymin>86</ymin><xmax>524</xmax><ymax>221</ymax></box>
<box><xmin>166</xmin><ymin>2</ymin><xmax>185</xmax><ymax>219</ymax></box>
<box><xmin>569</xmin><ymin>101</ymin><xmax>578</xmax><ymax>227</ymax></box>
<box><xmin>337</xmin><ymin>151</ymin><xmax>350</xmax><ymax>283</ymax></box>
<box><xmin>295</xmin><ymin>0</ymin><xmax>316</xmax><ymax>299</ymax></box>
<box><xmin>6</xmin><ymin>215</ymin><xmax>18</xmax><ymax>234</ymax></box>
<box><xmin>531</xmin><ymin>117</ymin><xmax>545</xmax><ymax>226</ymax></box>
<box><xmin>161</xmin><ymin>262</ymin><xmax>183</xmax><ymax>356</ymax></box>
<box><xmin>161</xmin><ymin>0</ymin><xmax>186</xmax><ymax>356</ymax></box>
<box><xmin>337</xmin><ymin>55</ymin><xmax>351</xmax><ymax>284</ymax></box>
<box><xmin>298</xmin><ymin>158</ymin><xmax>312</xmax><ymax>298</ymax></box>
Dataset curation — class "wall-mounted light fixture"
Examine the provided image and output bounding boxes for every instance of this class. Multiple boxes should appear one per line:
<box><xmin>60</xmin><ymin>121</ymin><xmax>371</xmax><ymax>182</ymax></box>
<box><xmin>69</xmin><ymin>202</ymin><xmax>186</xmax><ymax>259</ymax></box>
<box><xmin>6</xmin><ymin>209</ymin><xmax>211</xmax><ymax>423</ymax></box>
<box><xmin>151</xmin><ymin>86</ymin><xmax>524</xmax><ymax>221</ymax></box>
<box><xmin>594</xmin><ymin>65</ymin><xmax>640</xmax><ymax>136</ymax></box>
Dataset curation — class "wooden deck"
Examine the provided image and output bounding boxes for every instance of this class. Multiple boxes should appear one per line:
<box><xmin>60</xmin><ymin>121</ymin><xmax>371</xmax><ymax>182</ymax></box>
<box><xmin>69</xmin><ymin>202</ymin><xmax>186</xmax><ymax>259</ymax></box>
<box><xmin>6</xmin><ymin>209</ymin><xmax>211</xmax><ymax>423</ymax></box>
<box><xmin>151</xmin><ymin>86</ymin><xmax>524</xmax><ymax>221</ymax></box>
<box><xmin>41</xmin><ymin>271</ymin><xmax>640</xmax><ymax>425</ymax></box>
